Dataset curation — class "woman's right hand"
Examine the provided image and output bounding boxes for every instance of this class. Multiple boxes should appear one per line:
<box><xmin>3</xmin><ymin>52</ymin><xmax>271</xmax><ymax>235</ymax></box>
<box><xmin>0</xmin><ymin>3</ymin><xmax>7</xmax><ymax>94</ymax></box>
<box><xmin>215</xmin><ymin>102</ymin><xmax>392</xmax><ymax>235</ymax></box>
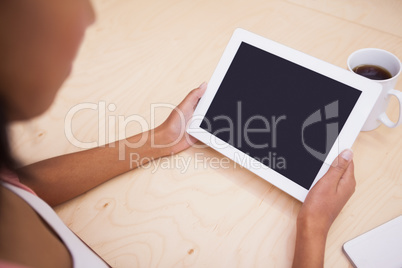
<box><xmin>293</xmin><ymin>149</ymin><xmax>356</xmax><ymax>268</ymax></box>
<box><xmin>297</xmin><ymin>149</ymin><xmax>356</xmax><ymax>234</ymax></box>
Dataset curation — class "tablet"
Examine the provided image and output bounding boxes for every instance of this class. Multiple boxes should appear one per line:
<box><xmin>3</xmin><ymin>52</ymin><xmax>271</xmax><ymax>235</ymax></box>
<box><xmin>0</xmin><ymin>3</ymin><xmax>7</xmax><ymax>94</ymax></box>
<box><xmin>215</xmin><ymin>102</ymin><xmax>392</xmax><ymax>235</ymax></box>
<box><xmin>187</xmin><ymin>28</ymin><xmax>381</xmax><ymax>202</ymax></box>
<box><xmin>343</xmin><ymin>215</ymin><xmax>402</xmax><ymax>267</ymax></box>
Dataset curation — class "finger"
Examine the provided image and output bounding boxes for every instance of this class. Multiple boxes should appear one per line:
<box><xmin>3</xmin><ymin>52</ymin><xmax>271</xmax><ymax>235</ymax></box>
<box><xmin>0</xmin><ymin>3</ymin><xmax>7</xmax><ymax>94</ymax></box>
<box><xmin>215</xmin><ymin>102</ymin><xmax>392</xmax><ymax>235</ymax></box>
<box><xmin>185</xmin><ymin>132</ymin><xmax>198</xmax><ymax>145</ymax></box>
<box><xmin>195</xmin><ymin>82</ymin><xmax>208</xmax><ymax>97</ymax></box>
<box><xmin>338</xmin><ymin>160</ymin><xmax>356</xmax><ymax>197</ymax></box>
<box><xmin>325</xmin><ymin>149</ymin><xmax>354</xmax><ymax>185</ymax></box>
<box><xmin>179</xmin><ymin>82</ymin><xmax>207</xmax><ymax>111</ymax></box>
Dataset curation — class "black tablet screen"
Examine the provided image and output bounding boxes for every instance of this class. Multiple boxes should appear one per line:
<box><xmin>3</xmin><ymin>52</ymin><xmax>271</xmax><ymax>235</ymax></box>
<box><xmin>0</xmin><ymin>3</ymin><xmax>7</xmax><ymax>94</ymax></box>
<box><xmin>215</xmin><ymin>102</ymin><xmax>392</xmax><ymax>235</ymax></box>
<box><xmin>200</xmin><ymin>42</ymin><xmax>361</xmax><ymax>189</ymax></box>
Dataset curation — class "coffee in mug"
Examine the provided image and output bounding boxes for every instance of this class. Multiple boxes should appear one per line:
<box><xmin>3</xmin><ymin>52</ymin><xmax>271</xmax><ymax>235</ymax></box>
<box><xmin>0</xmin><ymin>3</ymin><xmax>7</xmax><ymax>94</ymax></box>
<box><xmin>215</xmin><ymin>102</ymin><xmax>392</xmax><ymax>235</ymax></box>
<box><xmin>352</xmin><ymin>64</ymin><xmax>392</xmax><ymax>80</ymax></box>
<box><xmin>347</xmin><ymin>48</ymin><xmax>402</xmax><ymax>131</ymax></box>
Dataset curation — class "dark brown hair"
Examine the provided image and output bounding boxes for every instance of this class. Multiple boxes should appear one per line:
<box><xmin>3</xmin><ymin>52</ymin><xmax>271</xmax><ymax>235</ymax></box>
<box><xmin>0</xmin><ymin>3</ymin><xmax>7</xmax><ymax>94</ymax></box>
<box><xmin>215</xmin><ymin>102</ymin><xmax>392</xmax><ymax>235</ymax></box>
<box><xmin>0</xmin><ymin>98</ymin><xmax>15</xmax><ymax>171</ymax></box>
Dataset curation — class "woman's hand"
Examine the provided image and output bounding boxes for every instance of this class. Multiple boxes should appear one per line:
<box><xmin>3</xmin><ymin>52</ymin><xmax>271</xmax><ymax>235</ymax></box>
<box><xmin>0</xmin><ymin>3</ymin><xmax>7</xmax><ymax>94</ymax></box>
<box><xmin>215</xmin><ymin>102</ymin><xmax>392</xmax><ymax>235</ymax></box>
<box><xmin>293</xmin><ymin>149</ymin><xmax>356</xmax><ymax>268</ymax></box>
<box><xmin>298</xmin><ymin>149</ymin><xmax>356</xmax><ymax>234</ymax></box>
<box><xmin>153</xmin><ymin>82</ymin><xmax>207</xmax><ymax>155</ymax></box>
<box><xmin>20</xmin><ymin>82</ymin><xmax>208</xmax><ymax>206</ymax></box>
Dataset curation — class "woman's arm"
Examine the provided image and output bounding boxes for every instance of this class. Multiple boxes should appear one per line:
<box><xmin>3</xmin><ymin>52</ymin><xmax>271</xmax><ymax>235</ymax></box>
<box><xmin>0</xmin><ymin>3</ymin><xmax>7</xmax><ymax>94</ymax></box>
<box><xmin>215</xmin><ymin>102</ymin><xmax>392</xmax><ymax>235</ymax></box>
<box><xmin>18</xmin><ymin>83</ymin><xmax>207</xmax><ymax>206</ymax></box>
<box><xmin>292</xmin><ymin>149</ymin><xmax>356</xmax><ymax>268</ymax></box>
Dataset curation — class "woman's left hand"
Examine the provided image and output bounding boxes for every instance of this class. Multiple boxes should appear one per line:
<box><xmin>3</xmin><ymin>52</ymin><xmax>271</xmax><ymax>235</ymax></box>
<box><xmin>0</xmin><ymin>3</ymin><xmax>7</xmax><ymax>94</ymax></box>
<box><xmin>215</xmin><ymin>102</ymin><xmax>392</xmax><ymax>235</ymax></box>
<box><xmin>153</xmin><ymin>82</ymin><xmax>207</xmax><ymax>155</ymax></box>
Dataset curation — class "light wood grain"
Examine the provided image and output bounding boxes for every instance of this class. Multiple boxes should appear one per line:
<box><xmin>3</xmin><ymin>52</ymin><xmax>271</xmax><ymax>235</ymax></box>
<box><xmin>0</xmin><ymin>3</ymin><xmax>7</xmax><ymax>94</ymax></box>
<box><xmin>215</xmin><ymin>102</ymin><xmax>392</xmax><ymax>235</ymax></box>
<box><xmin>286</xmin><ymin>0</ymin><xmax>402</xmax><ymax>38</ymax></box>
<box><xmin>9</xmin><ymin>0</ymin><xmax>402</xmax><ymax>267</ymax></box>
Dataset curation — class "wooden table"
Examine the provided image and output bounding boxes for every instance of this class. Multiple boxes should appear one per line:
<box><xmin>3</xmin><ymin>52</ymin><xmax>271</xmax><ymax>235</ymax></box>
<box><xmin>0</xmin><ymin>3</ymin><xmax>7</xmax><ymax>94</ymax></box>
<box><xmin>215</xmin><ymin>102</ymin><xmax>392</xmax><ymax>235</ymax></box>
<box><xmin>10</xmin><ymin>0</ymin><xmax>402</xmax><ymax>267</ymax></box>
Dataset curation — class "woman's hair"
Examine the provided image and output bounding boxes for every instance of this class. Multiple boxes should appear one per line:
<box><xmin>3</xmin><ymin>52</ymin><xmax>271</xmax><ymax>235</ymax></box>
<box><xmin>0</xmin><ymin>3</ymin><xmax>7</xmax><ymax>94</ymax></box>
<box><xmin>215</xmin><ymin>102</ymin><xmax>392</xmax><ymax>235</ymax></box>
<box><xmin>0</xmin><ymin>98</ymin><xmax>15</xmax><ymax>171</ymax></box>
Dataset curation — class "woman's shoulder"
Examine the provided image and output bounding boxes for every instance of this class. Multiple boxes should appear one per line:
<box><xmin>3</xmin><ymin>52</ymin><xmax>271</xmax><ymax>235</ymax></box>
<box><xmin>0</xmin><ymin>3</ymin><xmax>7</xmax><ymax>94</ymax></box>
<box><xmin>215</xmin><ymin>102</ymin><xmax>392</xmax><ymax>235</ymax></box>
<box><xmin>0</xmin><ymin>183</ymin><xmax>72</xmax><ymax>268</ymax></box>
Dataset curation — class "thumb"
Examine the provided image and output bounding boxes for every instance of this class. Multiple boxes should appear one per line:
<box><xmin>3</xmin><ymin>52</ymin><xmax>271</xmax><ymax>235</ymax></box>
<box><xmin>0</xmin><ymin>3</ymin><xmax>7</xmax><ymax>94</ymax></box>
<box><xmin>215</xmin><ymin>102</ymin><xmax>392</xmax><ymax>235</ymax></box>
<box><xmin>178</xmin><ymin>82</ymin><xmax>207</xmax><ymax>111</ymax></box>
<box><xmin>327</xmin><ymin>149</ymin><xmax>354</xmax><ymax>180</ymax></box>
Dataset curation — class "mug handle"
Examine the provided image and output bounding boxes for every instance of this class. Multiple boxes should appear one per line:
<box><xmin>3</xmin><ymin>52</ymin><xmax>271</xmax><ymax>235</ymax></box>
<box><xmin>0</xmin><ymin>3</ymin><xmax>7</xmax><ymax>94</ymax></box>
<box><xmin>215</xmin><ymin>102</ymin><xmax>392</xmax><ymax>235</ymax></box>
<box><xmin>378</xmin><ymin>89</ymin><xmax>402</xmax><ymax>128</ymax></box>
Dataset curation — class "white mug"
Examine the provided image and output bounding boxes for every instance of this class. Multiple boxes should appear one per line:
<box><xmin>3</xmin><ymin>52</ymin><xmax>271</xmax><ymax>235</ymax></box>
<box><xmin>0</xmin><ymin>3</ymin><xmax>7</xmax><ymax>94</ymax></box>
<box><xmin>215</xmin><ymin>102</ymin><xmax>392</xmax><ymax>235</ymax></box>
<box><xmin>347</xmin><ymin>48</ymin><xmax>402</xmax><ymax>131</ymax></box>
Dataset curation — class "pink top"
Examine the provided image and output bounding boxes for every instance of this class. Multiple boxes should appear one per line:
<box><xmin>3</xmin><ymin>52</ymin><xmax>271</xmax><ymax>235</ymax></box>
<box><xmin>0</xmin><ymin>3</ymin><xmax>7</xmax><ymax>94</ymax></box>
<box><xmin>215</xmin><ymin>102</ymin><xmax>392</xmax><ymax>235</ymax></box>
<box><xmin>0</xmin><ymin>260</ymin><xmax>29</xmax><ymax>268</ymax></box>
<box><xmin>0</xmin><ymin>169</ymin><xmax>36</xmax><ymax>195</ymax></box>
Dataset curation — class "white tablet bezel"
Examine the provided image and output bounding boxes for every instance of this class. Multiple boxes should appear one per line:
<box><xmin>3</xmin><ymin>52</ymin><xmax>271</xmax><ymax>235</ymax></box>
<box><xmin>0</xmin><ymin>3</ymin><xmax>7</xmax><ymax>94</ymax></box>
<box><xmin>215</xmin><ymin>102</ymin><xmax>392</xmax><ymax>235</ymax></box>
<box><xmin>187</xmin><ymin>28</ymin><xmax>381</xmax><ymax>202</ymax></box>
